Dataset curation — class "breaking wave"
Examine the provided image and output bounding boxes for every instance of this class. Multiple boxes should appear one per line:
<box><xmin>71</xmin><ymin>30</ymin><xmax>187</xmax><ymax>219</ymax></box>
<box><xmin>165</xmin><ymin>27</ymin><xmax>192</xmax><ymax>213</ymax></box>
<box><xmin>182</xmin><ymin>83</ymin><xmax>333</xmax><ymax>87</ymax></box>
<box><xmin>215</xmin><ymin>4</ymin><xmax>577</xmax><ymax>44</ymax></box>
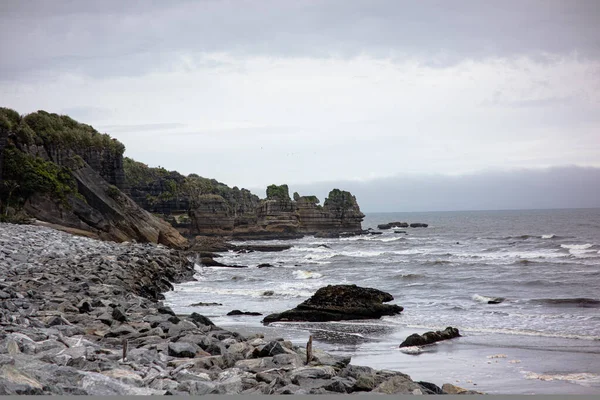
<box><xmin>292</xmin><ymin>270</ymin><xmax>323</xmax><ymax>280</ymax></box>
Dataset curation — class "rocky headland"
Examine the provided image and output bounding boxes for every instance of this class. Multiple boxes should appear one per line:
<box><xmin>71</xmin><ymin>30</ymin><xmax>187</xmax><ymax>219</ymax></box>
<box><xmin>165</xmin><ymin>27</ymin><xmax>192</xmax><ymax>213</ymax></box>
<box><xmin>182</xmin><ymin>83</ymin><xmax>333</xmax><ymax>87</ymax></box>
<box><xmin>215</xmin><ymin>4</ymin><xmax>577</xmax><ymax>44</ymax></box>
<box><xmin>1</xmin><ymin>107</ymin><xmax>365</xmax><ymax>243</ymax></box>
<box><xmin>0</xmin><ymin>108</ymin><xmax>186</xmax><ymax>248</ymax></box>
<box><xmin>0</xmin><ymin>223</ymin><xmax>473</xmax><ymax>395</ymax></box>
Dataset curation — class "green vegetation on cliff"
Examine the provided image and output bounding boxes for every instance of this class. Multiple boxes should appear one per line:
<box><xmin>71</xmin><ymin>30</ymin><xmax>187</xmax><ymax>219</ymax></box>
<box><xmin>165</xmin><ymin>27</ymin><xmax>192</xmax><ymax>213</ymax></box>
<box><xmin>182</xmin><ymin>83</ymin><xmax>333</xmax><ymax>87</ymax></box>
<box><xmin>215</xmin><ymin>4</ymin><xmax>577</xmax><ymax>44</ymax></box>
<box><xmin>123</xmin><ymin>158</ymin><xmax>258</xmax><ymax>216</ymax></box>
<box><xmin>266</xmin><ymin>184</ymin><xmax>290</xmax><ymax>201</ymax></box>
<box><xmin>21</xmin><ymin>110</ymin><xmax>125</xmax><ymax>155</ymax></box>
<box><xmin>1</xmin><ymin>146</ymin><xmax>79</xmax><ymax>213</ymax></box>
<box><xmin>0</xmin><ymin>107</ymin><xmax>124</xmax><ymax>219</ymax></box>
<box><xmin>324</xmin><ymin>188</ymin><xmax>357</xmax><ymax>210</ymax></box>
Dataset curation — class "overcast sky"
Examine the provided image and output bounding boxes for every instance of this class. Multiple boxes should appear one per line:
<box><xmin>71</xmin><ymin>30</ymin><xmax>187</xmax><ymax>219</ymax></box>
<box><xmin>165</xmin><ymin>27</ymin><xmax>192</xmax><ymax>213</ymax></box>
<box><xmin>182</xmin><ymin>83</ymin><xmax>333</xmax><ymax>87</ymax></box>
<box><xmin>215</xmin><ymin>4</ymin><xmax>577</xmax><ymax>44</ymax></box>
<box><xmin>1</xmin><ymin>1</ymin><xmax>599</xmax><ymax>211</ymax></box>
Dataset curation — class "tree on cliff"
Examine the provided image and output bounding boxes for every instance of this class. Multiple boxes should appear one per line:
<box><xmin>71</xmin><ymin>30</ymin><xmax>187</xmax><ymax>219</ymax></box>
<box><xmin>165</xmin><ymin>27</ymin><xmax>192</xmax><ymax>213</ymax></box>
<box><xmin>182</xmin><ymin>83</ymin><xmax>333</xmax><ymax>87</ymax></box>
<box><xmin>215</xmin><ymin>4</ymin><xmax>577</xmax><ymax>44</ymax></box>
<box><xmin>182</xmin><ymin>174</ymin><xmax>214</xmax><ymax>210</ymax></box>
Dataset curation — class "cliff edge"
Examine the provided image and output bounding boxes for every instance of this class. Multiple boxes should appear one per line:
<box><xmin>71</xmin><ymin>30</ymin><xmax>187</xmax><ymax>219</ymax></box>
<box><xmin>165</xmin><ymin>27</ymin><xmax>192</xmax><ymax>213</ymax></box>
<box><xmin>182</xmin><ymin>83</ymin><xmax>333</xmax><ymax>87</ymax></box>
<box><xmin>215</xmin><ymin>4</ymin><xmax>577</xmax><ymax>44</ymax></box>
<box><xmin>0</xmin><ymin>108</ymin><xmax>187</xmax><ymax>249</ymax></box>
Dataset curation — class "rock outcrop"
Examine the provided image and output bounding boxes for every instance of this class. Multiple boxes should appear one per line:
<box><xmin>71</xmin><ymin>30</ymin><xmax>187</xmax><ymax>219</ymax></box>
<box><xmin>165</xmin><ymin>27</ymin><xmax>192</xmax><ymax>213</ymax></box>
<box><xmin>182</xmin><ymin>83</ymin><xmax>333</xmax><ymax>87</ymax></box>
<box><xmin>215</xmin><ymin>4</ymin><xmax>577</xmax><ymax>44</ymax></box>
<box><xmin>295</xmin><ymin>191</ymin><xmax>364</xmax><ymax>235</ymax></box>
<box><xmin>399</xmin><ymin>327</ymin><xmax>461</xmax><ymax>348</ymax></box>
<box><xmin>378</xmin><ymin>222</ymin><xmax>428</xmax><ymax>230</ymax></box>
<box><xmin>125</xmin><ymin>168</ymin><xmax>365</xmax><ymax>240</ymax></box>
<box><xmin>0</xmin><ymin>108</ymin><xmax>187</xmax><ymax>248</ymax></box>
<box><xmin>263</xmin><ymin>285</ymin><xmax>403</xmax><ymax>324</ymax></box>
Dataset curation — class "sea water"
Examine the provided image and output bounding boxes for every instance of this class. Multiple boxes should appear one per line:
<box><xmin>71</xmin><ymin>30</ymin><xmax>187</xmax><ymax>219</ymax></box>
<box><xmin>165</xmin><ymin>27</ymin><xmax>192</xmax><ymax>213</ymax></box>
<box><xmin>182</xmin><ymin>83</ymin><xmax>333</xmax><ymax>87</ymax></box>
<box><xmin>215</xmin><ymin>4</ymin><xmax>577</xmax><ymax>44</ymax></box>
<box><xmin>165</xmin><ymin>208</ymin><xmax>600</xmax><ymax>394</ymax></box>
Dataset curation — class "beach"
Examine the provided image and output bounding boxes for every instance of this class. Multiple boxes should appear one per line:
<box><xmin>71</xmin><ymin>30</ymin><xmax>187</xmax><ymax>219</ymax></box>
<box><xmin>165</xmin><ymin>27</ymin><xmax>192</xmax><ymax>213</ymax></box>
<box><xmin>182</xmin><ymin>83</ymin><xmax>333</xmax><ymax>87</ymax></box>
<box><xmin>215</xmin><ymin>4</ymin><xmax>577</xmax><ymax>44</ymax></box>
<box><xmin>165</xmin><ymin>208</ymin><xmax>600</xmax><ymax>395</ymax></box>
<box><xmin>0</xmin><ymin>222</ymin><xmax>471</xmax><ymax>395</ymax></box>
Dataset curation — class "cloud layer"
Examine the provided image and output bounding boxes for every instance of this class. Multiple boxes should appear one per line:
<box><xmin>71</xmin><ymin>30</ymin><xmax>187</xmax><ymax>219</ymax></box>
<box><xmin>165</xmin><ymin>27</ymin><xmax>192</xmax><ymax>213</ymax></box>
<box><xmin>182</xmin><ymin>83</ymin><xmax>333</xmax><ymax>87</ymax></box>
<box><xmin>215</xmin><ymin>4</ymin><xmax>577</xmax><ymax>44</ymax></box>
<box><xmin>1</xmin><ymin>1</ymin><xmax>599</xmax><ymax>210</ymax></box>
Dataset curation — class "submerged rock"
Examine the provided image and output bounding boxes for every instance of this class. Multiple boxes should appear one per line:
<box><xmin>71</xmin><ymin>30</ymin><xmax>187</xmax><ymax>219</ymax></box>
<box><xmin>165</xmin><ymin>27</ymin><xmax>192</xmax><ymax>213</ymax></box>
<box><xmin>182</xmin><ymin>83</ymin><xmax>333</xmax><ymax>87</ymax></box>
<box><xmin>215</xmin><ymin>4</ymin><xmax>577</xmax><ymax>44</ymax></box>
<box><xmin>262</xmin><ymin>284</ymin><xmax>403</xmax><ymax>324</ymax></box>
<box><xmin>378</xmin><ymin>222</ymin><xmax>408</xmax><ymax>229</ymax></box>
<box><xmin>399</xmin><ymin>327</ymin><xmax>461</xmax><ymax>348</ymax></box>
<box><xmin>226</xmin><ymin>310</ymin><xmax>262</xmax><ymax>316</ymax></box>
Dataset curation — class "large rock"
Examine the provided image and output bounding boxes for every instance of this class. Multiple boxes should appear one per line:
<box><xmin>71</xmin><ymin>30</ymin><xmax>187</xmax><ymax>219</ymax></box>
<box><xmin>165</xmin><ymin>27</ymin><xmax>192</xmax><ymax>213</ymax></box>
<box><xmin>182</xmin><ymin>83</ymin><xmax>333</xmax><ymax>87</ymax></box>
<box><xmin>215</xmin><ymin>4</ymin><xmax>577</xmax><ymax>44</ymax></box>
<box><xmin>378</xmin><ymin>222</ymin><xmax>408</xmax><ymax>229</ymax></box>
<box><xmin>263</xmin><ymin>285</ymin><xmax>403</xmax><ymax>324</ymax></box>
<box><xmin>399</xmin><ymin>327</ymin><xmax>461</xmax><ymax>347</ymax></box>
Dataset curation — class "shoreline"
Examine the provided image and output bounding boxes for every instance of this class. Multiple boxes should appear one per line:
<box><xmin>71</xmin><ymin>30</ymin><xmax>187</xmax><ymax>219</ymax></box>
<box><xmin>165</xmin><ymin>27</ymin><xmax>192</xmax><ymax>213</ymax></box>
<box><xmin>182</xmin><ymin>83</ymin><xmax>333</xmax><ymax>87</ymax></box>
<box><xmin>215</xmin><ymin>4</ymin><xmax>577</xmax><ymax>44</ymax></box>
<box><xmin>170</xmin><ymin>314</ymin><xmax>600</xmax><ymax>395</ymax></box>
<box><xmin>0</xmin><ymin>222</ymin><xmax>474</xmax><ymax>395</ymax></box>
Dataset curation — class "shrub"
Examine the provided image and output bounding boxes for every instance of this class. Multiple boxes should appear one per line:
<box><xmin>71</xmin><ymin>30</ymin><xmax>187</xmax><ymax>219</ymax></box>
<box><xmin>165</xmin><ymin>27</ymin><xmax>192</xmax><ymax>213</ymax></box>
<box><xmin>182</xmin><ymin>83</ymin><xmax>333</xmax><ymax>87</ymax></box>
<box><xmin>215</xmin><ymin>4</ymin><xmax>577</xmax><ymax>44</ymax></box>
<box><xmin>266</xmin><ymin>184</ymin><xmax>290</xmax><ymax>201</ymax></box>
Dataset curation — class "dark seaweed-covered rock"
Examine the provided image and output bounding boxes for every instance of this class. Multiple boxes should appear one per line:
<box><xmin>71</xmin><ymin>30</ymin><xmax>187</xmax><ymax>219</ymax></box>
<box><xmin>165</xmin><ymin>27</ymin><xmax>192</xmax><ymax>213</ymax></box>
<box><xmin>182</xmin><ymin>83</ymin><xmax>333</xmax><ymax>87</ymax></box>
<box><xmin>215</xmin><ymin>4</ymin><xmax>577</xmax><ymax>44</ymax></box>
<box><xmin>399</xmin><ymin>327</ymin><xmax>461</xmax><ymax>347</ymax></box>
<box><xmin>410</xmin><ymin>223</ymin><xmax>428</xmax><ymax>228</ymax></box>
<box><xmin>227</xmin><ymin>310</ymin><xmax>262</xmax><ymax>316</ymax></box>
<box><xmin>262</xmin><ymin>285</ymin><xmax>403</xmax><ymax>324</ymax></box>
<box><xmin>378</xmin><ymin>222</ymin><xmax>408</xmax><ymax>229</ymax></box>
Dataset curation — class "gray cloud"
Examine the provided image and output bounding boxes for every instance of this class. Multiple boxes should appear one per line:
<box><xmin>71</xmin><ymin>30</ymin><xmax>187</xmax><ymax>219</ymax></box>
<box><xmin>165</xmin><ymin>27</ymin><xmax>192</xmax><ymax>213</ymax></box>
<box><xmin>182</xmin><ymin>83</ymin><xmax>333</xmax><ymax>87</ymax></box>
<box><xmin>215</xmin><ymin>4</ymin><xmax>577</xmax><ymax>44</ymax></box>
<box><xmin>1</xmin><ymin>0</ymin><xmax>598</xmax><ymax>80</ymax></box>
<box><xmin>280</xmin><ymin>166</ymin><xmax>600</xmax><ymax>212</ymax></box>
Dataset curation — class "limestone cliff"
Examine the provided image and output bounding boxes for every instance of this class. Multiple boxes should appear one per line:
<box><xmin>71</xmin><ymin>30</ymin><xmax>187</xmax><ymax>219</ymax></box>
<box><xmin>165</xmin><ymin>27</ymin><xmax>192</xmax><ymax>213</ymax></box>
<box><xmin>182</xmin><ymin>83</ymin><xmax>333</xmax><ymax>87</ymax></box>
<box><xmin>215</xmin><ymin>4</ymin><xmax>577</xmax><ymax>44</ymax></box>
<box><xmin>0</xmin><ymin>108</ymin><xmax>187</xmax><ymax>248</ymax></box>
<box><xmin>123</xmin><ymin>158</ymin><xmax>260</xmax><ymax>237</ymax></box>
<box><xmin>235</xmin><ymin>184</ymin><xmax>302</xmax><ymax>239</ymax></box>
<box><xmin>294</xmin><ymin>190</ymin><xmax>365</xmax><ymax>235</ymax></box>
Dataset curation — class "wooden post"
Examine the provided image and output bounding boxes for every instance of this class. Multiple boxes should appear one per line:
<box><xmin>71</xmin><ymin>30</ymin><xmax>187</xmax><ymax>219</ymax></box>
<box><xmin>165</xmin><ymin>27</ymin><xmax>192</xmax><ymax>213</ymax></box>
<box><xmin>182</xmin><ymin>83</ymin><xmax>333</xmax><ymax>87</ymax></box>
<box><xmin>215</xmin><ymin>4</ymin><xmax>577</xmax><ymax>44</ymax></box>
<box><xmin>306</xmin><ymin>335</ymin><xmax>313</xmax><ymax>364</ymax></box>
<box><xmin>122</xmin><ymin>339</ymin><xmax>128</xmax><ymax>361</ymax></box>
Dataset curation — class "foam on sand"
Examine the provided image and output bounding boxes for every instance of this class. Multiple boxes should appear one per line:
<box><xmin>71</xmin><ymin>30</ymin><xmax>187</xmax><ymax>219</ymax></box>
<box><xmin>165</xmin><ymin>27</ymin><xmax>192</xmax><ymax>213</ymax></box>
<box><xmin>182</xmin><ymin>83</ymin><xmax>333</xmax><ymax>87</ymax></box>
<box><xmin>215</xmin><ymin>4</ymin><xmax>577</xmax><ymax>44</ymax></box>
<box><xmin>522</xmin><ymin>371</ymin><xmax>600</xmax><ymax>387</ymax></box>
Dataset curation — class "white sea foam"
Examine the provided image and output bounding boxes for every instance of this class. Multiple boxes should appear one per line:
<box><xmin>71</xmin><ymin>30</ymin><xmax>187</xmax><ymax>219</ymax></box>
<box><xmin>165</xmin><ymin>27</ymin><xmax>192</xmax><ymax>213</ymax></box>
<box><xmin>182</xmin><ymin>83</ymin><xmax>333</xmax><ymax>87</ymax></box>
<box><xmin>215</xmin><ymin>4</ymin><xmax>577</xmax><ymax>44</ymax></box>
<box><xmin>303</xmin><ymin>253</ymin><xmax>335</xmax><ymax>261</ymax></box>
<box><xmin>473</xmin><ymin>294</ymin><xmax>505</xmax><ymax>304</ymax></box>
<box><xmin>561</xmin><ymin>243</ymin><xmax>593</xmax><ymax>250</ymax></box>
<box><xmin>541</xmin><ymin>234</ymin><xmax>555</xmax><ymax>239</ymax></box>
<box><xmin>399</xmin><ymin>346</ymin><xmax>423</xmax><ymax>355</ymax></box>
<box><xmin>292</xmin><ymin>270</ymin><xmax>323</xmax><ymax>280</ymax></box>
<box><xmin>174</xmin><ymin>285</ymin><xmax>314</xmax><ymax>298</ymax></box>
<box><xmin>522</xmin><ymin>371</ymin><xmax>600</xmax><ymax>387</ymax></box>
<box><xmin>392</xmin><ymin>249</ymin><xmax>422</xmax><ymax>255</ymax></box>
<box><xmin>378</xmin><ymin>237</ymin><xmax>407</xmax><ymax>242</ymax></box>
<box><xmin>293</xmin><ymin>246</ymin><xmax>331</xmax><ymax>253</ymax></box>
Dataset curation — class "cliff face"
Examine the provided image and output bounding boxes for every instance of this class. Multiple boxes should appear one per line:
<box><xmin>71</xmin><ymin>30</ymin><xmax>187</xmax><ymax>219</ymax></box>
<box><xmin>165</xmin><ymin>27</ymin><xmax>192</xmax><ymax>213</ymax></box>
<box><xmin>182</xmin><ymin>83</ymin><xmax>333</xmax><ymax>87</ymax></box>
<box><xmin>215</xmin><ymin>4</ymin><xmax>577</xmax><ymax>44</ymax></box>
<box><xmin>124</xmin><ymin>158</ymin><xmax>261</xmax><ymax>237</ymax></box>
<box><xmin>190</xmin><ymin>194</ymin><xmax>235</xmax><ymax>235</ymax></box>
<box><xmin>295</xmin><ymin>190</ymin><xmax>365</xmax><ymax>234</ymax></box>
<box><xmin>124</xmin><ymin>159</ymin><xmax>366</xmax><ymax>239</ymax></box>
<box><xmin>323</xmin><ymin>189</ymin><xmax>365</xmax><ymax>232</ymax></box>
<box><xmin>0</xmin><ymin>108</ymin><xmax>187</xmax><ymax>249</ymax></box>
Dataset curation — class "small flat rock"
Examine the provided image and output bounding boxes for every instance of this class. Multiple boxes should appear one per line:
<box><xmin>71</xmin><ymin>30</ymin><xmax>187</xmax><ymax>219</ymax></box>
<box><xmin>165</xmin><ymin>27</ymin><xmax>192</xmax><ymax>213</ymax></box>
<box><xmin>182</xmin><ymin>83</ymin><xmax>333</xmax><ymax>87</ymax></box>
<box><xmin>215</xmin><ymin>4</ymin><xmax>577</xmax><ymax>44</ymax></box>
<box><xmin>101</xmin><ymin>369</ymin><xmax>143</xmax><ymax>386</ymax></box>
<box><xmin>373</xmin><ymin>375</ymin><xmax>424</xmax><ymax>394</ymax></box>
<box><xmin>189</xmin><ymin>312</ymin><xmax>215</xmax><ymax>326</ymax></box>
<box><xmin>111</xmin><ymin>307</ymin><xmax>127</xmax><ymax>323</ymax></box>
<box><xmin>104</xmin><ymin>324</ymin><xmax>137</xmax><ymax>338</ymax></box>
<box><xmin>258</xmin><ymin>341</ymin><xmax>288</xmax><ymax>357</ymax></box>
<box><xmin>290</xmin><ymin>366</ymin><xmax>336</xmax><ymax>382</ymax></box>
<box><xmin>168</xmin><ymin>342</ymin><xmax>200</xmax><ymax>358</ymax></box>
<box><xmin>157</xmin><ymin>306</ymin><xmax>176</xmax><ymax>316</ymax></box>
<box><xmin>97</xmin><ymin>313</ymin><xmax>113</xmax><ymax>326</ymax></box>
<box><xmin>442</xmin><ymin>383</ymin><xmax>484</xmax><ymax>394</ymax></box>
<box><xmin>189</xmin><ymin>302</ymin><xmax>222</xmax><ymax>307</ymax></box>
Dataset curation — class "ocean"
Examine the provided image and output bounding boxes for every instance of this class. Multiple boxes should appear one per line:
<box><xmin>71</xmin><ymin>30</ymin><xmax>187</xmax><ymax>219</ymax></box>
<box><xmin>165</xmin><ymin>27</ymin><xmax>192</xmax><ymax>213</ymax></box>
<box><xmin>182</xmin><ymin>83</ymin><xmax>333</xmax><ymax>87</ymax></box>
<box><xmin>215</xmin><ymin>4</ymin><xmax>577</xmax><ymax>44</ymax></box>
<box><xmin>165</xmin><ymin>208</ymin><xmax>600</xmax><ymax>394</ymax></box>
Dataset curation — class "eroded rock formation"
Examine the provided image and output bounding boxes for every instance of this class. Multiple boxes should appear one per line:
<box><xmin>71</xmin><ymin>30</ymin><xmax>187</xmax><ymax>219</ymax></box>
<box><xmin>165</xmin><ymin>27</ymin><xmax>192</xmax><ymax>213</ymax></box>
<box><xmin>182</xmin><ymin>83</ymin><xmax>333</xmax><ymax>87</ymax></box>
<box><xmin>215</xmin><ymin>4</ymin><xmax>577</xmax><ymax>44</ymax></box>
<box><xmin>263</xmin><ymin>284</ymin><xmax>403</xmax><ymax>324</ymax></box>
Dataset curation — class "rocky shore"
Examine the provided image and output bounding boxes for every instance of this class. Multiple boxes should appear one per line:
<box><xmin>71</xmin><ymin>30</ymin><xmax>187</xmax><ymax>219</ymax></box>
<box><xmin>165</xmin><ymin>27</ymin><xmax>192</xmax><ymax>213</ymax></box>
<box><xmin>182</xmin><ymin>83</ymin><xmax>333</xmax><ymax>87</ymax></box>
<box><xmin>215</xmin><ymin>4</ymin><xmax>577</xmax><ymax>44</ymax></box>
<box><xmin>0</xmin><ymin>222</ymin><xmax>477</xmax><ymax>395</ymax></box>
